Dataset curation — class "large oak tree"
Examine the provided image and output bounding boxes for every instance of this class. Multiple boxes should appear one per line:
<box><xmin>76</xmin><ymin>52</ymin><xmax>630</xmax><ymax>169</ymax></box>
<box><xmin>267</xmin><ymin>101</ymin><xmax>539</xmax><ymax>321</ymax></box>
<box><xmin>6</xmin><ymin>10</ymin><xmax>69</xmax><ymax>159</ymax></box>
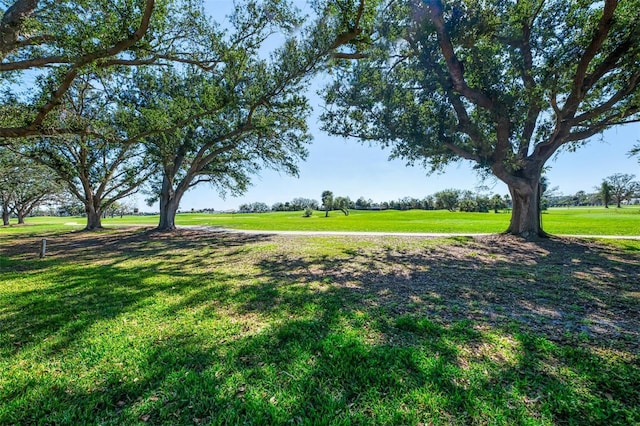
<box><xmin>120</xmin><ymin>0</ymin><xmax>372</xmax><ymax>231</ymax></box>
<box><xmin>2</xmin><ymin>0</ymin><xmax>373</xmax><ymax>231</ymax></box>
<box><xmin>25</xmin><ymin>75</ymin><xmax>154</xmax><ymax>230</ymax></box>
<box><xmin>322</xmin><ymin>0</ymin><xmax>640</xmax><ymax>238</ymax></box>
<box><xmin>130</xmin><ymin>65</ymin><xmax>311</xmax><ymax>231</ymax></box>
<box><xmin>0</xmin><ymin>146</ymin><xmax>59</xmax><ymax>224</ymax></box>
<box><xmin>603</xmin><ymin>173</ymin><xmax>639</xmax><ymax>208</ymax></box>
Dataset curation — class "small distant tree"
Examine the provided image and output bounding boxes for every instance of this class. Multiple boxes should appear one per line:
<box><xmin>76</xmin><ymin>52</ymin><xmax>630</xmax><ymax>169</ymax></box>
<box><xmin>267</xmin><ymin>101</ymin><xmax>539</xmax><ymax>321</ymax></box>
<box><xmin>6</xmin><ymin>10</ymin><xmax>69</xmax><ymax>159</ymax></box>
<box><xmin>321</xmin><ymin>190</ymin><xmax>334</xmax><ymax>217</ymax></box>
<box><xmin>403</xmin><ymin>199</ymin><xmax>415</xmax><ymax>210</ymax></box>
<box><xmin>334</xmin><ymin>196</ymin><xmax>351</xmax><ymax>216</ymax></box>
<box><xmin>489</xmin><ymin>194</ymin><xmax>507</xmax><ymax>213</ymax></box>
<box><xmin>421</xmin><ymin>196</ymin><xmax>435</xmax><ymax>210</ymax></box>
<box><xmin>355</xmin><ymin>196</ymin><xmax>371</xmax><ymax>209</ymax></box>
<box><xmin>253</xmin><ymin>202</ymin><xmax>270</xmax><ymax>213</ymax></box>
<box><xmin>303</xmin><ymin>207</ymin><xmax>313</xmax><ymax>217</ymax></box>
<box><xmin>394</xmin><ymin>198</ymin><xmax>405</xmax><ymax>210</ymax></box>
<box><xmin>458</xmin><ymin>191</ymin><xmax>490</xmax><ymax>213</ymax></box>
<box><xmin>476</xmin><ymin>195</ymin><xmax>490</xmax><ymax>213</ymax></box>
<box><xmin>503</xmin><ymin>194</ymin><xmax>512</xmax><ymax>209</ymax></box>
<box><xmin>12</xmin><ymin>167</ymin><xmax>62</xmax><ymax>223</ymax></box>
<box><xmin>599</xmin><ymin>181</ymin><xmax>613</xmax><ymax>208</ymax></box>
<box><xmin>458</xmin><ymin>198</ymin><xmax>478</xmax><ymax>213</ymax></box>
<box><xmin>539</xmin><ymin>176</ymin><xmax>561</xmax><ymax>211</ymax></box>
<box><xmin>586</xmin><ymin>192</ymin><xmax>601</xmax><ymax>206</ymax></box>
<box><xmin>434</xmin><ymin>189</ymin><xmax>460</xmax><ymax>211</ymax></box>
<box><xmin>572</xmin><ymin>190</ymin><xmax>589</xmax><ymax>207</ymax></box>
<box><xmin>604</xmin><ymin>173</ymin><xmax>640</xmax><ymax>208</ymax></box>
<box><xmin>0</xmin><ymin>166</ymin><xmax>12</xmax><ymax>225</ymax></box>
<box><xmin>104</xmin><ymin>201</ymin><xmax>134</xmax><ymax>218</ymax></box>
<box><xmin>291</xmin><ymin>197</ymin><xmax>319</xmax><ymax>210</ymax></box>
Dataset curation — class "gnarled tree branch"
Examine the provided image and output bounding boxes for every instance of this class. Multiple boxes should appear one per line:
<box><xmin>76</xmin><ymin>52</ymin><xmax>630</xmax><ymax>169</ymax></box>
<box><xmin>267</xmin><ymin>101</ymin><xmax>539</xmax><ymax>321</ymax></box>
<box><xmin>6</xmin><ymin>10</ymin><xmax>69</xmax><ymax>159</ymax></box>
<box><xmin>0</xmin><ymin>0</ymin><xmax>155</xmax><ymax>140</ymax></box>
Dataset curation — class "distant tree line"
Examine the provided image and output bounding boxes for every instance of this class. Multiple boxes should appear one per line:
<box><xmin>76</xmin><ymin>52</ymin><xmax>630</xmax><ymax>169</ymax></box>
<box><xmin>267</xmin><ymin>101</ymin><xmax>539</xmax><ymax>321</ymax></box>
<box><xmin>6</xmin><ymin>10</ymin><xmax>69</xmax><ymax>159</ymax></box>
<box><xmin>271</xmin><ymin>198</ymin><xmax>320</xmax><ymax>211</ymax></box>
<box><xmin>543</xmin><ymin>174</ymin><xmax>640</xmax><ymax>209</ymax></box>
<box><xmin>234</xmin><ymin>189</ymin><xmax>510</xmax><ymax>214</ymax></box>
<box><xmin>238</xmin><ymin>202</ymin><xmax>270</xmax><ymax>214</ymax></box>
<box><xmin>232</xmin><ymin>173</ymin><xmax>640</xmax><ymax>216</ymax></box>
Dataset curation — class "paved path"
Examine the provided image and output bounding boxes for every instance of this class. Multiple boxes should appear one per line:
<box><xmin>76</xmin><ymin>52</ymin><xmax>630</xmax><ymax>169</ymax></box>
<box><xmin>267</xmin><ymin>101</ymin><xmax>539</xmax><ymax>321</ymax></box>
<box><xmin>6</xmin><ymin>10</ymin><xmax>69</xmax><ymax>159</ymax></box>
<box><xmin>181</xmin><ymin>226</ymin><xmax>640</xmax><ymax>240</ymax></box>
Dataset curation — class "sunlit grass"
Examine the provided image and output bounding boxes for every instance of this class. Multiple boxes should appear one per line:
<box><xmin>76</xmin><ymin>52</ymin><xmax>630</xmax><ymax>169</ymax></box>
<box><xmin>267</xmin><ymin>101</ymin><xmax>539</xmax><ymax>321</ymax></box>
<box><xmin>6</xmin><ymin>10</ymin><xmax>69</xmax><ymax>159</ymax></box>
<box><xmin>5</xmin><ymin>205</ymin><xmax>640</xmax><ymax>236</ymax></box>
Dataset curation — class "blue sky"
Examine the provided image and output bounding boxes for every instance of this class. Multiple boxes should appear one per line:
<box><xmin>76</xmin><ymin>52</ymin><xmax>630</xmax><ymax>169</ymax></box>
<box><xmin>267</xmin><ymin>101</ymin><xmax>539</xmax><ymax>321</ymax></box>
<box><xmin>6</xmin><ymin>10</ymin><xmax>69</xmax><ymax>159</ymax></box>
<box><xmin>137</xmin><ymin>0</ymin><xmax>640</xmax><ymax>211</ymax></box>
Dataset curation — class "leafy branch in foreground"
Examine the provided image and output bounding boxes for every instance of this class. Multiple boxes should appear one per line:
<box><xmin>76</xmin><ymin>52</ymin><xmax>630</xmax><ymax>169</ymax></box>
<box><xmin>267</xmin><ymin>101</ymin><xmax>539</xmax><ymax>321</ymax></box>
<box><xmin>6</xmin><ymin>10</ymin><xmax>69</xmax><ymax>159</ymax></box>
<box><xmin>0</xmin><ymin>0</ymin><xmax>156</xmax><ymax>139</ymax></box>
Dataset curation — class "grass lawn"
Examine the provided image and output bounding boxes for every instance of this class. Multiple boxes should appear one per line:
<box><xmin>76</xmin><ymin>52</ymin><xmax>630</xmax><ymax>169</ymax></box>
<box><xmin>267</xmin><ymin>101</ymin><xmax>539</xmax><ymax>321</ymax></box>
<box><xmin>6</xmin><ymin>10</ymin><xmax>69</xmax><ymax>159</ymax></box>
<box><xmin>1</xmin><ymin>226</ymin><xmax>638</xmax><ymax>424</ymax></box>
<box><xmin>5</xmin><ymin>205</ymin><xmax>640</xmax><ymax>236</ymax></box>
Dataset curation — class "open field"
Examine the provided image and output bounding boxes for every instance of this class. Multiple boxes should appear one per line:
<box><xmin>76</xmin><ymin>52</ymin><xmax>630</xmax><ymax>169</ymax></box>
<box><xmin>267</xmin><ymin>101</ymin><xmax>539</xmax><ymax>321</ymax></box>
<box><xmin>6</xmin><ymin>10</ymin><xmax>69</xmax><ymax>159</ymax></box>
<box><xmin>1</xmin><ymin>225</ymin><xmax>639</xmax><ymax>424</ymax></box>
<box><xmin>4</xmin><ymin>205</ymin><xmax>640</xmax><ymax>236</ymax></box>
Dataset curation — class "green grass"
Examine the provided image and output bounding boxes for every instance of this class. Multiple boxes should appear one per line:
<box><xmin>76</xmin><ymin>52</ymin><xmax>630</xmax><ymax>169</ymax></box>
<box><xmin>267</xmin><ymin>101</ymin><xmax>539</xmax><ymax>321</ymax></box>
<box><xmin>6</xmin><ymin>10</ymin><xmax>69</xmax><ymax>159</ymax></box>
<box><xmin>0</xmin><ymin>219</ymin><xmax>86</xmax><ymax>235</ymax></box>
<box><xmin>1</xmin><ymin>226</ymin><xmax>639</xmax><ymax>424</ymax></box>
<box><xmin>176</xmin><ymin>209</ymin><xmax>511</xmax><ymax>233</ymax></box>
<box><xmin>5</xmin><ymin>205</ymin><xmax>640</xmax><ymax>236</ymax></box>
<box><xmin>540</xmin><ymin>207</ymin><xmax>640</xmax><ymax>236</ymax></box>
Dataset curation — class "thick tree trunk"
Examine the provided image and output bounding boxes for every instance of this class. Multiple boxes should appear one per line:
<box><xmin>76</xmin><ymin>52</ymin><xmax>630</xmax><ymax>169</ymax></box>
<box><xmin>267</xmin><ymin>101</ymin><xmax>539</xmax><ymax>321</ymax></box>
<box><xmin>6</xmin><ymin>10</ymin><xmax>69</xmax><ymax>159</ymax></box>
<box><xmin>158</xmin><ymin>197</ymin><xmax>180</xmax><ymax>231</ymax></box>
<box><xmin>17</xmin><ymin>201</ymin><xmax>39</xmax><ymax>224</ymax></box>
<box><xmin>505</xmin><ymin>179</ymin><xmax>548</xmax><ymax>239</ymax></box>
<box><xmin>85</xmin><ymin>203</ymin><xmax>103</xmax><ymax>230</ymax></box>
<box><xmin>2</xmin><ymin>209</ymin><xmax>9</xmax><ymax>226</ymax></box>
<box><xmin>157</xmin><ymin>176</ymin><xmax>183</xmax><ymax>231</ymax></box>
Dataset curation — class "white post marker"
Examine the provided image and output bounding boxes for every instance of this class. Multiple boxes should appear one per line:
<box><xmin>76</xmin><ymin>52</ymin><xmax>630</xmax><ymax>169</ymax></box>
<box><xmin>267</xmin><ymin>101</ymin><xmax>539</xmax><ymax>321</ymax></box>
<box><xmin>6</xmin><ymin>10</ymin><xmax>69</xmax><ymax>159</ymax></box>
<box><xmin>40</xmin><ymin>238</ymin><xmax>47</xmax><ymax>258</ymax></box>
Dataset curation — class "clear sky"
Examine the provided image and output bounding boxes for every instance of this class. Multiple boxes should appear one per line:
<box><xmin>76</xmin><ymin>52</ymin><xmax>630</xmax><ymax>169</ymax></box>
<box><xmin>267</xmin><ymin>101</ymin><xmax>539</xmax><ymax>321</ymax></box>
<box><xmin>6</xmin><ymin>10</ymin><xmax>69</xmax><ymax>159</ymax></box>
<box><xmin>136</xmin><ymin>0</ymin><xmax>640</xmax><ymax>212</ymax></box>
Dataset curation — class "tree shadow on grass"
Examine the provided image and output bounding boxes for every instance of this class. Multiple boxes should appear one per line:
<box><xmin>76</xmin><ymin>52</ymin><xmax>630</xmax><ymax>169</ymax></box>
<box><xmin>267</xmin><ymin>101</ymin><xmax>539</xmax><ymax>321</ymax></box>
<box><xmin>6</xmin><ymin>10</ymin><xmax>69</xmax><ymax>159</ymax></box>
<box><xmin>253</xmin><ymin>234</ymin><xmax>639</xmax><ymax>349</ymax></box>
<box><xmin>1</xmin><ymin>230</ymin><xmax>639</xmax><ymax>424</ymax></box>
<box><xmin>0</xmin><ymin>229</ymin><xmax>274</xmax><ymax>357</ymax></box>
